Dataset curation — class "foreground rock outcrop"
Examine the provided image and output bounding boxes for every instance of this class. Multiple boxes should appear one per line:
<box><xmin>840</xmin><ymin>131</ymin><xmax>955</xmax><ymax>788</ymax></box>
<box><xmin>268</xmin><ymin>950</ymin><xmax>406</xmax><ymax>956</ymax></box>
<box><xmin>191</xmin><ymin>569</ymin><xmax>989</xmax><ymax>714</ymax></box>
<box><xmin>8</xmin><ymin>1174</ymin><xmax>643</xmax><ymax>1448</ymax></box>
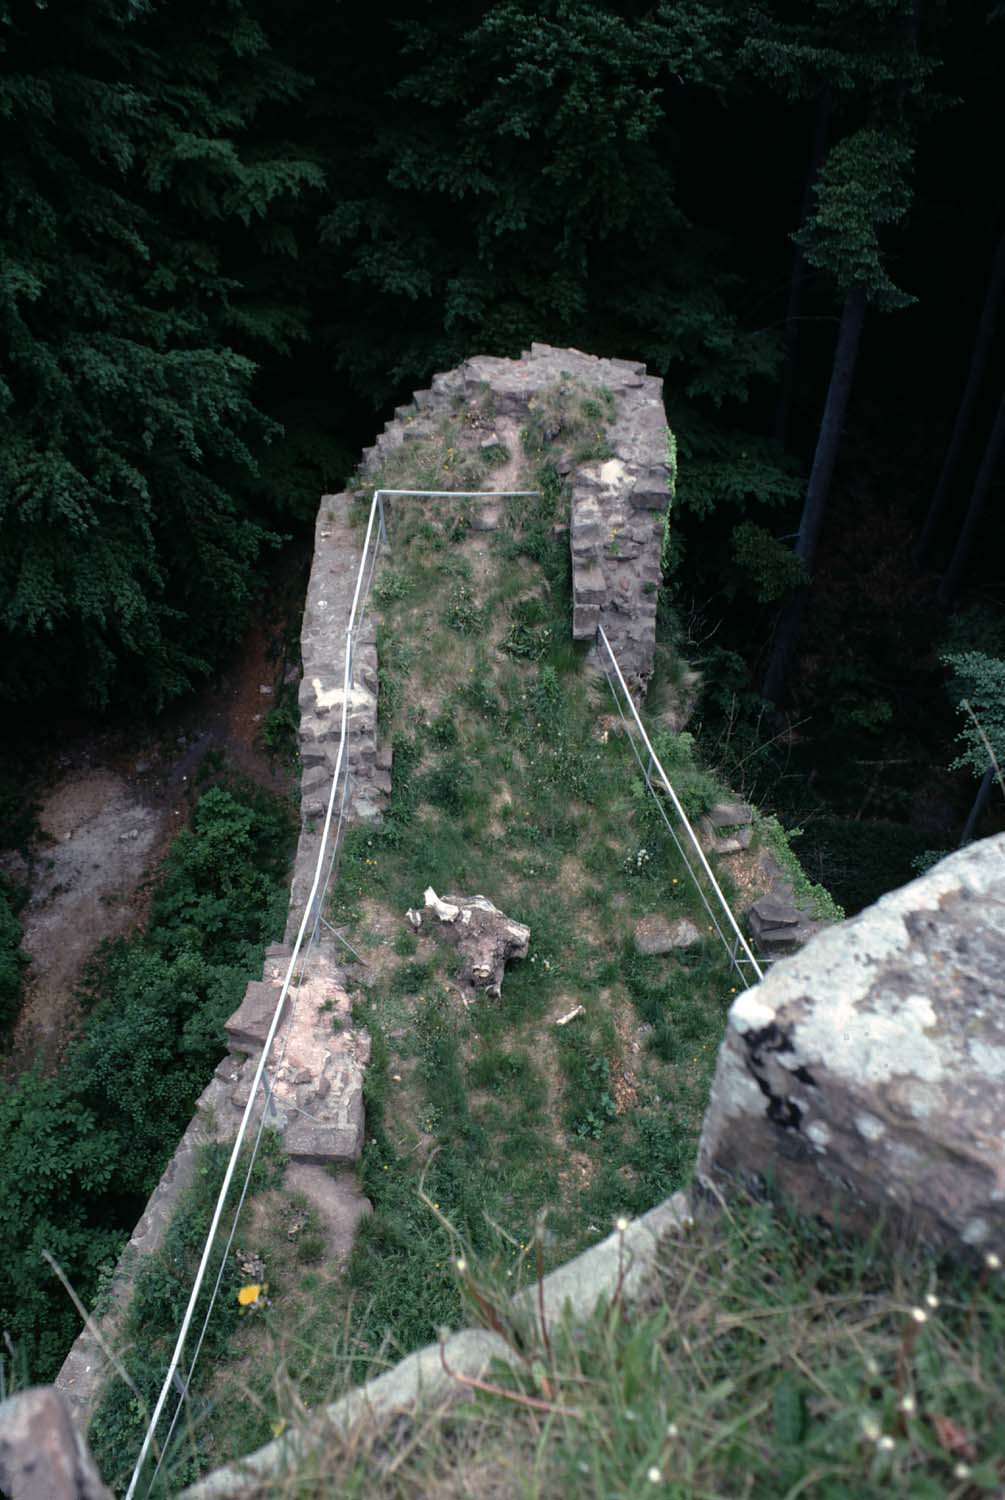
<box><xmin>0</xmin><ymin>1387</ymin><xmax>111</xmax><ymax>1500</ymax></box>
<box><xmin>698</xmin><ymin>834</ymin><xmax>1005</xmax><ymax>1257</ymax></box>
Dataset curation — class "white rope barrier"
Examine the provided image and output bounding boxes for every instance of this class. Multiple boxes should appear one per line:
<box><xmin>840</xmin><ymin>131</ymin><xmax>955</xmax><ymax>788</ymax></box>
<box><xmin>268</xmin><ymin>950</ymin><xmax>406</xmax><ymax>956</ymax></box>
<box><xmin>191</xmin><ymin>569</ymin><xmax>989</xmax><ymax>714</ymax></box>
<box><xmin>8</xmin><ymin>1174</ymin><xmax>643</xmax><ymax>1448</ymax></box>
<box><xmin>126</xmin><ymin>487</ymin><xmax>540</xmax><ymax>1495</ymax></box>
<box><xmin>596</xmin><ymin>625</ymin><xmax>764</xmax><ymax>988</ymax></box>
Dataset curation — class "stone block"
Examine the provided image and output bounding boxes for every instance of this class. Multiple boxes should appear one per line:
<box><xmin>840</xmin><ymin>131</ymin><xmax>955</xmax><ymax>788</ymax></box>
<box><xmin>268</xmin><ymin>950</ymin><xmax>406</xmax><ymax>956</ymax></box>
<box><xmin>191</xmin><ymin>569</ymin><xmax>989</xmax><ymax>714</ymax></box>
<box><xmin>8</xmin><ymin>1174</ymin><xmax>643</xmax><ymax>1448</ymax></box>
<box><xmin>0</xmin><ymin>1387</ymin><xmax>112</xmax><ymax>1500</ymax></box>
<box><xmin>572</xmin><ymin>603</ymin><xmax>601</xmax><ymax>638</ymax></box>
<box><xmin>574</xmin><ymin>564</ymin><xmax>607</xmax><ymax>605</ymax></box>
<box><xmin>709</xmin><ymin>800</ymin><xmax>754</xmax><ymax>829</ymax></box>
<box><xmin>698</xmin><ymin>834</ymin><xmax>1005</xmax><ymax>1258</ymax></box>
<box><xmin>634</xmin><ymin>915</ymin><xmax>703</xmax><ymax>955</ymax></box>
<box><xmin>226</xmin><ymin>980</ymin><xmax>289</xmax><ymax>1053</ymax></box>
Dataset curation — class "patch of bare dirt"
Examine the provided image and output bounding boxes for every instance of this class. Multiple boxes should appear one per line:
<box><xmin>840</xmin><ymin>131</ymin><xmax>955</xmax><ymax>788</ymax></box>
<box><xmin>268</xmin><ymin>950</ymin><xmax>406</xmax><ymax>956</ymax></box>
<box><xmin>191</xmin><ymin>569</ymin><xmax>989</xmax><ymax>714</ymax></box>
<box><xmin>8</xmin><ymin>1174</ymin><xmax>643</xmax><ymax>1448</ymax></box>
<box><xmin>3</xmin><ymin>593</ymin><xmax>304</xmax><ymax>1081</ymax></box>
<box><xmin>283</xmin><ymin>1164</ymin><xmax>372</xmax><ymax>1268</ymax></box>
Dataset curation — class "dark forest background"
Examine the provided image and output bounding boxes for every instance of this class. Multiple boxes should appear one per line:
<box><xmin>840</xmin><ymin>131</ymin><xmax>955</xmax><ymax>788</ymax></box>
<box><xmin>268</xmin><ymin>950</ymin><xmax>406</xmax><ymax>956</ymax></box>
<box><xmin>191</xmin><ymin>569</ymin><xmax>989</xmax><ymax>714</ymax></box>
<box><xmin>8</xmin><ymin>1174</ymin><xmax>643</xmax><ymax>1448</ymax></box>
<box><xmin>2</xmin><ymin>0</ymin><xmax>1004</xmax><ymax>910</ymax></box>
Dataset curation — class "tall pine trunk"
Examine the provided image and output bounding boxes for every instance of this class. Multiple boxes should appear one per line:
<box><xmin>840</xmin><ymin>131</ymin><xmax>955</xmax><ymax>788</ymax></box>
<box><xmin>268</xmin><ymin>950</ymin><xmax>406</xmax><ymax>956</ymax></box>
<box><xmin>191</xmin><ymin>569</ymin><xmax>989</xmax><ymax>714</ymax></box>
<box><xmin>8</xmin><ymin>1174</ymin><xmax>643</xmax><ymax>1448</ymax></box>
<box><xmin>937</xmin><ymin>388</ymin><xmax>1005</xmax><ymax>607</ymax></box>
<box><xmin>915</xmin><ymin>230</ymin><xmax>1005</xmax><ymax>566</ymax></box>
<box><xmin>959</xmin><ymin>764</ymin><xmax>995</xmax><ymax>847</ymax></box>
<box><xmin>773</xmin><ymin>86</ymin><xmax>832</xmax><ymax>449</ymax></box>
<box><xmin>762</xmin><ymin>285</ymin><xmax>868</xmax><ymax>706</ymax></box>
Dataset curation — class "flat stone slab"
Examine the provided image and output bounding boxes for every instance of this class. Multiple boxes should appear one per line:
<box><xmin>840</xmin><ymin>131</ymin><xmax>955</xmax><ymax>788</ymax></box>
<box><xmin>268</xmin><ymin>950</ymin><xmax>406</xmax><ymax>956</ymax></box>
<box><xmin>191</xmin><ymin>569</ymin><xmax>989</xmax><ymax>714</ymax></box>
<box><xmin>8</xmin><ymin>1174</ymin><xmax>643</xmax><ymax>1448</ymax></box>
<box><xmin>634</xmin><ymin>915</ymin><xmax>702</xmax><ymax>955</ymax></box>
<box><xmin>225</xmin><ymin>980</ymin><xmax>291</xmax><ymax>1055</ymax></box>
<box><xmin>750</xmin><ymin>893</ymin><xmax>801</xmax><ymax>927</ymax></box>
<box><xmin>708</xmin><ymin>801</ymin><xmax>754</xmax><ymax>828</ymax></box>
<box><xmin>699</xmin><ymin>834</ymin><xmax>1005</xmax><ymax>1258</ymax></box>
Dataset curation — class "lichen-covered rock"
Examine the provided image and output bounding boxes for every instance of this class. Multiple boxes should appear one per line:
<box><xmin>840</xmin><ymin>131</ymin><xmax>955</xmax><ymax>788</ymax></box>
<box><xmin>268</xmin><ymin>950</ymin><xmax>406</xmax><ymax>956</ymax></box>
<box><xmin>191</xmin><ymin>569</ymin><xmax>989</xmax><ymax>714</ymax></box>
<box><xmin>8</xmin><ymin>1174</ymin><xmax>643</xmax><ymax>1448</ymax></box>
<box><xmin>420</xmin><ymin>888</ymin><xmax>530</xmax><ymax>998</ymax></box>
<box><xmin>697</xmin><ymin>833</ymin><xmax>1005</xmax><ymax>1259</ymax></box>
<box><xmin>0</xmin><ymin>1387</ymin><xmax>112</xmax><ymax>1500</ymax></box>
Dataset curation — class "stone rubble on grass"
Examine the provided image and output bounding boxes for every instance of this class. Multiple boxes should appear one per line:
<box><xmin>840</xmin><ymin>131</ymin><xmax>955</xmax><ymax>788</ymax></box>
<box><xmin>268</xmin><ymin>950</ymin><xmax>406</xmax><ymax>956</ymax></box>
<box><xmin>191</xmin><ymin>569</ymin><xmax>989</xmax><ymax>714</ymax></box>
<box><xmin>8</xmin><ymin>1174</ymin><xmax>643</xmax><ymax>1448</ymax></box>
<box><xmin>698</xmin><ymin>833</ymin><xmax>1005</xmax><ymax>1259</ymax></box>
<box><xmin>421</xmin><ymin>888</ymin><xmax>530</xmax><ymax>998</ymax></box>
<box><xmin>700</xmin><ymin>800</ymin><xmax>755</xmax><ymax>855</ymax></box>
<box><xmin>0</xmin><ymin>1387</ymin><xmax>112</xmax><ymax>1500</ymax></box>
<box><xmin>223</xmin><ymin>942</ymin><xmax>370</xmax><ymax>1166</ymax></box>
<box><xmin>634</xmin><ymin>914</ymin><xmax>703</xmax><ymax>956</ymax></box>
<box><xmin>746</xmin><ymin>865</ymin><xmax>822</xmax><ymax>957</ymax></box>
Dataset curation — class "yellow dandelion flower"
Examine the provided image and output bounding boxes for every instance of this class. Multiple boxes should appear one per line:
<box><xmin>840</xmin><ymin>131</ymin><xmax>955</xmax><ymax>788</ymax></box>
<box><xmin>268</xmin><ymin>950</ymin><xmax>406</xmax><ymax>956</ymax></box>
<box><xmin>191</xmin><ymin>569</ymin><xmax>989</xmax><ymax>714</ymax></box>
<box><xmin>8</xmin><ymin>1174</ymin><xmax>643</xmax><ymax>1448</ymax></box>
<box><xmin>238</xmin><ymin>1282</ymin><xmax>264</xmax><ymax>1307</ymax></box>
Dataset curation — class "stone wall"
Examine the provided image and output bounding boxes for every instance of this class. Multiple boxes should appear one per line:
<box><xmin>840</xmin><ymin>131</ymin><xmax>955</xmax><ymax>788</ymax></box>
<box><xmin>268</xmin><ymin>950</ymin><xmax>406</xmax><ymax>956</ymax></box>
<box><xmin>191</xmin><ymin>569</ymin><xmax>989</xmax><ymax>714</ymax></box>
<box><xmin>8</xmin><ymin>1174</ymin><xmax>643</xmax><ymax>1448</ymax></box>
<box><xmin>55</xmin><ymin>501</ymin><xmax>379</xmax><ymax>1431</ymax></box>
<box><xmin>361</xmin><ymin>341</ymin><xmax>671</xmax><ymax>695</ymax></box>
<box><xmin>698</xmin><ymin>834</ymin><xmax>1005</xmax><ymax>1258</ymax></box>
<box><xmin>52</xmin><ymin>344</ymin><xmax>671</xmax><ymax>1436</ymax></box>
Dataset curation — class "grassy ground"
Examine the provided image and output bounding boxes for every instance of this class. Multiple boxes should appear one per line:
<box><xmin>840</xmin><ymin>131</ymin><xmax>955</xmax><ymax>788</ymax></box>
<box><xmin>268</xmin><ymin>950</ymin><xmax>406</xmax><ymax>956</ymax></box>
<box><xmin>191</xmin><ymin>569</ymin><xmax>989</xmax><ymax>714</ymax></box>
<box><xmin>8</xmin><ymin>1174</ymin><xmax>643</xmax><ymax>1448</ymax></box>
<box><xmin>234</xmin><ymin>1191</ymin><xmax>1005</xmax><ymax>1499</ymax></box>
<box><xmin>154</xmin><ymin>382</ymin><xmax>821</xmax><ymax>1487</ymax></box>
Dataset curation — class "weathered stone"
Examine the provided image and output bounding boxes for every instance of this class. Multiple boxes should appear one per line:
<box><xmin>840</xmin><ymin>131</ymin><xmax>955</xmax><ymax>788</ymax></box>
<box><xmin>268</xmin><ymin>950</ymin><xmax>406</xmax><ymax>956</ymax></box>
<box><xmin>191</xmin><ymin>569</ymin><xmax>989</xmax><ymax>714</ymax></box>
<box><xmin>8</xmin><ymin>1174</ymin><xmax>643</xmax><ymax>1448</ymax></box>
<box><xmin>701</xmin><ymin>818</ymin><xmax>754</xmax><ymax>855</ymax></box>
<box><xmin>749</xmin><ymin>891</ymin><xmax>800</xmax><ymax>927</ymax></box>
<box><xmin>225</xmin><ymin>980</ymin><xmax>291</xmax><ymax>1054</ymax></box>
<box><xmin>698</xmin><ymin>834</ymin><xmax>1005</xmax><ymax>1259</ymax></box>
<box><xmin>709</xmin><ymin>801</ymin><xmax>754</xmax><ymax>829</ymax></box>
<box><xmin>634</xmin><ymin>915</ymin><xmax>703</xmax><ymax>955</ymax></box>
<box><xmin>423</xmin><ymin>889</ymin><xmax>530</xmax><ymax>998</ymax></box>
<box><xmin>0</xmin><ymin>1387</ymin><xmax>112</xmax><ymax>1500</ymax></box>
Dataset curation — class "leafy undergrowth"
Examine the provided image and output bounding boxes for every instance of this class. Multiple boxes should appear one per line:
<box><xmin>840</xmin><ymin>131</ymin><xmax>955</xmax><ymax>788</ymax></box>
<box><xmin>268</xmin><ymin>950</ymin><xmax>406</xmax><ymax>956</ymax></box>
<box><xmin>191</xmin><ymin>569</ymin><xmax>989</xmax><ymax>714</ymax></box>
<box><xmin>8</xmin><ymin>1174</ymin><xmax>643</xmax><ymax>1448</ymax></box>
<box><xmin>0</xmin><ymin>780</ymin><xmax>293</xmax><ymax>1383</ymax></box>
<box><xmin>88</xmin><ymin>1133</ymin><xmax>288</xmax><ymax>1496</ymax></box>
<box><xmin>231</xmin><ymin>1192</ymin><xmax>1005</xmax><ymax>1500</ymax></box>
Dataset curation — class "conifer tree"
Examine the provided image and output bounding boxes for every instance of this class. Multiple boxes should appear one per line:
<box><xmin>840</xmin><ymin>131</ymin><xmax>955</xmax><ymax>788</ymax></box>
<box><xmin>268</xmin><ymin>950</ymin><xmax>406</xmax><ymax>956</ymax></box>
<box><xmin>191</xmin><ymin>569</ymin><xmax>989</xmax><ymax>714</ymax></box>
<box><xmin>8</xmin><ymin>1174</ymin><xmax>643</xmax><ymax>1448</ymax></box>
<box><xmin>0</xmin><ymin>0</ymin><xmax>322</xmax><ymax>708</ymax></box>
<box><xmin>761</xmin><ymin>126</ymin><xmax>915</xmax><ymax>706</ymax></box>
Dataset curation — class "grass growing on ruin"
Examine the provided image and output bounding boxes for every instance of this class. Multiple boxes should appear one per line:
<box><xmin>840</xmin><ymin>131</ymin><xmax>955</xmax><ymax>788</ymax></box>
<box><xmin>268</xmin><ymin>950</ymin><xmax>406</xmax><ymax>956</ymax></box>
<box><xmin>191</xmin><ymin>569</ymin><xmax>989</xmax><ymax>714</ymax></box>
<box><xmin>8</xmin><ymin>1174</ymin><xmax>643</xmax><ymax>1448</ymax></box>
<box><xmin>185</xmin><ymin>1192</ymin><xmax>1005</xmax><ymax>1500</ymax></box>
<box><xmin>320</xmin><ymin>392</ymin><xmax>757</xmax><ymax>1385</ymax></box>
<box><xmin>88</xmin><ymin>1132</ymin><xmax>288</xmax><ymax>1496</ymax></box>
<box><xmin>172</xmin><ymin>380</ymin><xmax>828</xmax><ymax>1481</ymax></box>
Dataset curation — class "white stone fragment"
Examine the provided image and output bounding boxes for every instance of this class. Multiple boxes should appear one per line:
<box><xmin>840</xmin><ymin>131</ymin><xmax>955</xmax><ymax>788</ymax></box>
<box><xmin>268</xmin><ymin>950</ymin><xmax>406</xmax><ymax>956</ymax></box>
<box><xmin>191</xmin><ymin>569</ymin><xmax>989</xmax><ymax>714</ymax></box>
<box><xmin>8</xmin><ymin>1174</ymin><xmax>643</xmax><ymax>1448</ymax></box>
<box><xmin>424</xmin><ymin>887</ymin><xmax>460</xmax><ymax>923</ymax></box>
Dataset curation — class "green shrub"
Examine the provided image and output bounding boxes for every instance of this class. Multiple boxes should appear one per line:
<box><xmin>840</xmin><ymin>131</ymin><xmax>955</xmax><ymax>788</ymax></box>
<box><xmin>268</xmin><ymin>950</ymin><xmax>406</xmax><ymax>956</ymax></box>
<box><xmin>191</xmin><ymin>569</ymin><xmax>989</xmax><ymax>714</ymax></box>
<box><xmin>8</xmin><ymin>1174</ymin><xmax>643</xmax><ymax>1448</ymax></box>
<box><xmin>0</xmin><ymin>888</ymin><xmax>27</xmax><ymax>1033</ymax></box>
<box><xmin>647</xmin><ymin>729</ymin><xmax>723</xmax><ymax>821</ymax></box>
<box><xmin>0</xmin><ymin>783</ymin><xmax>292</xmax><ymax>1382</ymax></box>
<box><xmin>422</xmin><ymin>754</ymin><xmax>477</xmax><ymax>816</ymax></box>
<box><xmin>88</xmin><ymin>1133</ymin><xmax>285</xmax><ymax>1494</ymax></box>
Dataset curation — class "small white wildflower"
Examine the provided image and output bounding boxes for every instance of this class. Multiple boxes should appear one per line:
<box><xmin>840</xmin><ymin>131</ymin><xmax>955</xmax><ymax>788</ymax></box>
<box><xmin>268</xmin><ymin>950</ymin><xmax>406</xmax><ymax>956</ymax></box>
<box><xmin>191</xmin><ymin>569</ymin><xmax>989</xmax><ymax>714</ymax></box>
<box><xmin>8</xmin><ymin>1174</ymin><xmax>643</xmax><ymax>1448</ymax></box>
<box><xmin>860</xmin><ymin>1416</ymin><xmax>882</xmax><ymax>1442</ymax></box>
<box><xmin>924</xmin><ymin>1292</ymin><xmax>940</xmax><ymax>1309</ymax></box>
<box><xmin>647</xmin><ymin>1468</ymin><xmax>662</xmax><ymax>1484</ymax></box>
<box><xmin>909</xmin><ymin>1307</ymin><xmax>928</xmax><ymax>1324</ymax></box>
<box><xmin>954</xmin><ymin>1462</ymin><xmax>971</xmax><ymax>1480</ymax></box>
<box><xmin>864</xmin><ymin>1356</ymin><xmax>880</xmax><ymax>1378</ymax></box>
<box><xmin>666</xmin><ymin>1422</ymin><xmax>679</xmax><ymax>1439</ymax></box>
<box><xmin>877</xmin><ymin>1435</ymin><xmax>895</xmax><ymax>1452</ymax></box>
<box><xmin>454</xmin><ymin>1258</ymin><xmax>467</xmax><ymax>1274</ymax></box>
<box><xmin>898</xmin><ymin>1394</ymin><xmax>916</xmax><ymax>1414</ymax></box>
<box><xmin>616</xmin><ymin>1216</ymin><xmax>630</xmax><ymax>1233</ymax></box>
<box><xmin>986</xmin><ymin>1251</ymin><xmax>1002</xmax><ymax>1271</ymax></box>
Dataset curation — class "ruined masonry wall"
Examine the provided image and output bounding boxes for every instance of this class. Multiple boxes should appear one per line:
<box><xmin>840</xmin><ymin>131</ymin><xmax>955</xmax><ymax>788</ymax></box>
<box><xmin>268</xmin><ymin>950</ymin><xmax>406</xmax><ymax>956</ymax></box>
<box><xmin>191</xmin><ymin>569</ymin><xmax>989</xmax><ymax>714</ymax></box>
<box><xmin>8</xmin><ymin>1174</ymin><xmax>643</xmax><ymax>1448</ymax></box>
<box><xmin>54</xmin><ymin>344</ymin><xmax>671</xmax><ymax>1433</ymax></box>
<box><xmin>361</xmin><ymin>341</ymin><xmax>671</xmax><ymax>694</ymax></box>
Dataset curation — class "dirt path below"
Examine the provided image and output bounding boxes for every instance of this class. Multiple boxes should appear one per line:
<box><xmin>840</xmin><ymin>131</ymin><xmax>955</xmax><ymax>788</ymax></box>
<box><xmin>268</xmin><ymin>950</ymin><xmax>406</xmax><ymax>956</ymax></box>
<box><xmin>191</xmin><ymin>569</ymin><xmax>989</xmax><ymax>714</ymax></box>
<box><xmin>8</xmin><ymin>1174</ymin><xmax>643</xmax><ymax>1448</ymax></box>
<box><xmin>4</xmin><ymin>600</ymin><xmax>304</xmax><ymax>1081</ymax></box>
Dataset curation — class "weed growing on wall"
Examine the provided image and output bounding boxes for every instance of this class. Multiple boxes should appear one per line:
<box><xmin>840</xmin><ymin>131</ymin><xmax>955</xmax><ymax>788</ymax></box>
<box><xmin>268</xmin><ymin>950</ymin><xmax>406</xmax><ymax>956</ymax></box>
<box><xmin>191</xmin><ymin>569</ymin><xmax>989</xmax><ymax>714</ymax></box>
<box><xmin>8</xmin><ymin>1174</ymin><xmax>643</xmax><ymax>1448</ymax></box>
<box><xmin>88</xmin><ymin>1133</ymin><xmax>286</xmax><ymax>1495</ymax></box>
